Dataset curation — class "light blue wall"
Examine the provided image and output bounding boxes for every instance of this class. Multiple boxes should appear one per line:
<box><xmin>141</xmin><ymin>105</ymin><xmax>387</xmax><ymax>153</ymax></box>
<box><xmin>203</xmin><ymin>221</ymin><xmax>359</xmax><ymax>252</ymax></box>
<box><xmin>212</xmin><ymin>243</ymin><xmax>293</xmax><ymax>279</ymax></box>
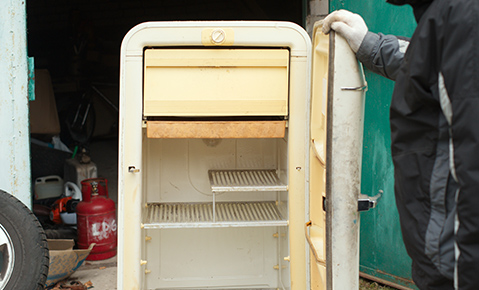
<box><xmin>0</xmin><ymin>0</ymin><xmax>32</xmax><ymax>207</ymax></box>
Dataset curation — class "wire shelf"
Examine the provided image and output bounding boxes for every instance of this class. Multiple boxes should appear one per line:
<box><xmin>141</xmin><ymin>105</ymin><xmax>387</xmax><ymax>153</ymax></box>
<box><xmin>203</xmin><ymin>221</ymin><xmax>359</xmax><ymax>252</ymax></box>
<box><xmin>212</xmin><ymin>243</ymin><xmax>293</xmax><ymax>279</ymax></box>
<box><xmin>143</xmin><ymin>201</ymin><xmax>287</xmax><ymax>229</ymax></box>
<box><xmin>208</xmin><ymin>169</ymin><xmax>287</xmax><ymax>193</ymax></box>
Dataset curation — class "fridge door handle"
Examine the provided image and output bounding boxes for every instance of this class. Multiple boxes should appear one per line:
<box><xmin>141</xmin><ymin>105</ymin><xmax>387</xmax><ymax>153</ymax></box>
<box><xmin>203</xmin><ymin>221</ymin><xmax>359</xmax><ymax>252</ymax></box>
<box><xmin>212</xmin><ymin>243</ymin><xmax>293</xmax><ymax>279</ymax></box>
<box><xmin>357</xmin><ymin>190</ymin><xmax>383</xmax><ymax>212</ymax></box>
<box><xmin>128</xmin><ymin>166</ymin><xmax>140</xmax><ymax>173</ymax></box>
<box><xmin>340</xmin><ymin>85</ymin><xmax>368</xmax><ymax>91</ymax></box>
<box><xmin>341</xmin><ymin>62</ymin><xmax>368</xmax><ymax>92</ymax></box>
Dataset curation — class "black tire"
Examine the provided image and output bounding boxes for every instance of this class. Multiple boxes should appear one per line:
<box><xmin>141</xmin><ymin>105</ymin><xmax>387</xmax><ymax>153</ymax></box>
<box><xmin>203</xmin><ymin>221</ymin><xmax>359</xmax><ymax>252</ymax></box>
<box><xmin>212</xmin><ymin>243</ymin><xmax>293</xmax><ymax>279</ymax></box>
<box><xmin>0</xmin><ymin>190</ymin><xmax>49</xmax><ymax>290</ymax></box>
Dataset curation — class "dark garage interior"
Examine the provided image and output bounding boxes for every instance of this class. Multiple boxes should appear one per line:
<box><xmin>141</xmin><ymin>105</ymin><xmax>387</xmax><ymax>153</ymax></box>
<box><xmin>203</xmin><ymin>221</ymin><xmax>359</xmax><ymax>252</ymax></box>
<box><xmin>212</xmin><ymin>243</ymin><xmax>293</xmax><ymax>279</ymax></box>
<box><xmin>26</xmin><ymin>0</ymin><xmax>304</xmax><ymax>187</ymax></box>
<box><xmin>27</xmin><ymin>1</ymin><xmax>304</xmax><ymax>148</ymax></box>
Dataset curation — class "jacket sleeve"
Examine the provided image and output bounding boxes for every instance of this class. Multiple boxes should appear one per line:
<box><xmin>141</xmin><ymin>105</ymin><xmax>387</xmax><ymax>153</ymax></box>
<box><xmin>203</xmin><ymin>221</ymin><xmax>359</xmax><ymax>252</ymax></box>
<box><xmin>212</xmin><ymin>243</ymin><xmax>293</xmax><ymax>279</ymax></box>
<box><xmin>356</xmin><ymin>31</ymin><xmax>409</xmax><ymax>81</ymax></box>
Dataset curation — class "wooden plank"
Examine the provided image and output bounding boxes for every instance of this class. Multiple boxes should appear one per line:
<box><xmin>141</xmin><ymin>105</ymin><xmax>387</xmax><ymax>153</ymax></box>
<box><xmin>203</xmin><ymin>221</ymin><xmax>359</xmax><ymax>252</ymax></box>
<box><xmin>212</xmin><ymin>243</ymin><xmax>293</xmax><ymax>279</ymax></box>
<box><xmin>146</xmin><ymin>120</ymin><xmax>286</xmax><ymax>138</ymax></box>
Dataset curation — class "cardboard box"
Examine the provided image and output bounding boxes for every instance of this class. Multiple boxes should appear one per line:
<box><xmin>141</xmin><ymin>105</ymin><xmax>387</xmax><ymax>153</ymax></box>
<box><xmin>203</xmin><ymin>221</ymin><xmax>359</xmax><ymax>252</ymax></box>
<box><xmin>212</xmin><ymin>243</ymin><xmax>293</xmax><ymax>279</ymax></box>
<box><xmin>29</xmin><ymin>69</ymin><xmax>61</xmax><ymax>135</ymax></box>
<box><xmin>46</xmin><ymin>239</ymin><xmax>95</xmax><ymax>287</ymax></box>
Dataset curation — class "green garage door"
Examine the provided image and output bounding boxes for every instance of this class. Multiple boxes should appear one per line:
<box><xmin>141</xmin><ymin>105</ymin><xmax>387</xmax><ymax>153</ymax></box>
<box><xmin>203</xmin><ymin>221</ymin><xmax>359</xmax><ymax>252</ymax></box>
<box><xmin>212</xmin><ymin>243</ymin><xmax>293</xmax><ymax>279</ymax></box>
<box><xmin>328</xmin><ymin>1</ymin><xmax>418</xmax><ymax>289</ymax></box>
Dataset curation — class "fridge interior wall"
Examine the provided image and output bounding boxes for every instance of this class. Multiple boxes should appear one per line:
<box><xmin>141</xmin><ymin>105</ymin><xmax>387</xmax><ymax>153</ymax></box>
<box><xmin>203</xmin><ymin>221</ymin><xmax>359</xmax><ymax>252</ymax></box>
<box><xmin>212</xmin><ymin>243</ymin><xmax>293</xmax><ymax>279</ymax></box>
<box><xmin>141</xmin><ymin>131</ymin><xmax>290</xmax><ymax>289</ymax></box>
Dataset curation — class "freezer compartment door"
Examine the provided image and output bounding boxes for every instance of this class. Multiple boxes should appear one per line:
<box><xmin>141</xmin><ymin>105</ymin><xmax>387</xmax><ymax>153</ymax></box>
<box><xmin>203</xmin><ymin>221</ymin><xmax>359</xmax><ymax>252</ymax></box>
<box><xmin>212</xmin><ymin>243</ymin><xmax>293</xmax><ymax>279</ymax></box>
<box><xmin>143</xmin><ymin>48</ymin><xmax>289</xmax><ymax>117</ymax></box>
<box><xmin>309</xmin><ymin>22</ymin><xmax>367</xmax><ymax>290</ymax></box>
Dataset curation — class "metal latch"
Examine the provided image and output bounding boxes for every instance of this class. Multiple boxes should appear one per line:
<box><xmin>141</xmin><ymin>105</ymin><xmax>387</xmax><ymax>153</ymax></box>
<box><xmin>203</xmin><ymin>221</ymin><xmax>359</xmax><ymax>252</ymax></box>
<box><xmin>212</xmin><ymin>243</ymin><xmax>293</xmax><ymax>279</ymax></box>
<box><xmin>341</xmin><ymin>85</ymin><xmax>368</xmax><ymax>91</ymax></box>
<box><xmin>358</xmin><ymin>190</ymin><xmax>383</xmax><ymax>212</ymax></box>
<box><xmin>128</xmin><ymin>166</ymin><xmax>140</xmax><ymax>173</ymax></box>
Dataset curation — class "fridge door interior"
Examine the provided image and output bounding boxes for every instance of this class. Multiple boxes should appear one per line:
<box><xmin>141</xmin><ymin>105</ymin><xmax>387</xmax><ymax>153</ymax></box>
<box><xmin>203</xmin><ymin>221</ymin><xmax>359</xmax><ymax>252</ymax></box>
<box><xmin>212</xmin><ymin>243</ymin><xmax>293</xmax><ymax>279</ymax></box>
<box><xmin>308</xmin><ymin>21</ymin><xmax>367</xmax><ymax>290</ymax></box>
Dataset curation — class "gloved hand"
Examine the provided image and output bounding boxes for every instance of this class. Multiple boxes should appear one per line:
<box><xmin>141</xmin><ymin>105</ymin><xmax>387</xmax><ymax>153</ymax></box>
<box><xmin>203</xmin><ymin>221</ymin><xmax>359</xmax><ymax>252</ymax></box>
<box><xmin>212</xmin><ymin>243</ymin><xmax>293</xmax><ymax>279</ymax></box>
<box><xmin>322</xmin><ymin>10</ymin><xmax>368</xmax><ymax>53</ymax></box>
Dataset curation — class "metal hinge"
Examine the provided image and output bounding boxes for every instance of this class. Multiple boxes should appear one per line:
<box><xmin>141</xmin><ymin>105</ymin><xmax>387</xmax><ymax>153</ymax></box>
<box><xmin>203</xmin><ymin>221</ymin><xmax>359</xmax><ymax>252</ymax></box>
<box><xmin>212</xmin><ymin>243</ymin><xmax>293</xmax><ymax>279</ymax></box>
<box><xmin>358</xmin><ymin>190</ymin><xmax>383</xmax><ymax>212</ymax></box>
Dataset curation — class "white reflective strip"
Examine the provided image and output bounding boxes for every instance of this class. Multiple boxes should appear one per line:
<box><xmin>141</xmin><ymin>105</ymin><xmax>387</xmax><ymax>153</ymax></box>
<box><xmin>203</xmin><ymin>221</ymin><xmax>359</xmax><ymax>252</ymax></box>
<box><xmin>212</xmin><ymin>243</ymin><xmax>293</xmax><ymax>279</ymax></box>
<box><xmin>454</xmin><ymin>188</ymin><xmax>460</xmax><ymax>290</ymax></box>
<box><xmin>440</xmin><ymin>71</ymin><xmax>460</xmax><ymax>289</ymax></box>
<box><xmin>449</xmin><ymin>135</ymin><xmax>458</xmax><ymax>182</ymax></box>
<box><xmin>439</xmin><ymin>73</ymin><xmax>453</xmax><ymax>125</ymax></box>
<box><xmin>439</xmin><ymin>72</ymin><xmax>459</xmax><ymax>182</ymax></box>
<box><xmin>398</xmin><ymin>39</ymin><xmax>409</xmax><ymax>54</ymax></box>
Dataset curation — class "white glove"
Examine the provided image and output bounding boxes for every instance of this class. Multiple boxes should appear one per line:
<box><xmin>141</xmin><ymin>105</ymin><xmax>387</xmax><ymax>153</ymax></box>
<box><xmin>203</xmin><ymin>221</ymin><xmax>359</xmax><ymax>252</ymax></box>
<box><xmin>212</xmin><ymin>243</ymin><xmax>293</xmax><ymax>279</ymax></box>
<box><xmin>322</xmin><ymin>10</ymin><xmax>368</xmax><ymax>53</ymax></box>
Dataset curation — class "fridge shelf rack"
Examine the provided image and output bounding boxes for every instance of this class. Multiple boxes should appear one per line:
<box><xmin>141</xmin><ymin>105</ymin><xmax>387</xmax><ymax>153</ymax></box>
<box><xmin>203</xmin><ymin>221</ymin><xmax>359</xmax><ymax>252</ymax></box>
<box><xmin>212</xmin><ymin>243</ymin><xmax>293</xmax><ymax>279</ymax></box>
<box><xmin>142</xmin><ymin>201</ymin><xmax>287</xmax><ymax>229</ymax></box>
<box><xmin>208</xmin><ymin>169</ymin><xmax>287</xmax><ymax>193</ymax></box>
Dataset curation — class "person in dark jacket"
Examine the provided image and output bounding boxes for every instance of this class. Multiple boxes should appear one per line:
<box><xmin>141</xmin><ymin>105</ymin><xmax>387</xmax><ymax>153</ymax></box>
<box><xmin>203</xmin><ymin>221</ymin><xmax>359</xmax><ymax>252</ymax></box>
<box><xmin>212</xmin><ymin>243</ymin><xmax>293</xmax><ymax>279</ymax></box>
<box><xmin>323</xmin><ymin>1</ymin><xmax>479</xmax><ymax>289</ymax></box>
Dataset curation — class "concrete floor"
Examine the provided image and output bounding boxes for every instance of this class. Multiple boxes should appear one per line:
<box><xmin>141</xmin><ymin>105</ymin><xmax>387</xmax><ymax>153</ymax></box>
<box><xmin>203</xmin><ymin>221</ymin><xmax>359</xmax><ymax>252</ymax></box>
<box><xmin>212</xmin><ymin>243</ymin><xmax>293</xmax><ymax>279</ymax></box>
<box><xmin>70</xmin><ymin>256</ymin><xmax>117</xmax><ymax>289</ymax></box>
<box><xmin>70</xmin><ymin>138</ymin><xmax>118</xmax><ymax>289</ymax></box>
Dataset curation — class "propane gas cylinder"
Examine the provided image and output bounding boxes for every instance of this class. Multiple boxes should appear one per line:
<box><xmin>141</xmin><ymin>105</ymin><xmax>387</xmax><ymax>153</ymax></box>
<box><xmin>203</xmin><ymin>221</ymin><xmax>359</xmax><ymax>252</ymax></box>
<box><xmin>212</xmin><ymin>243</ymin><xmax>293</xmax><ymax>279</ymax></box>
<box><xmin>77</xmin><ymin>178</ymin><xmax>117</xmax><ymax>260</ymax></box>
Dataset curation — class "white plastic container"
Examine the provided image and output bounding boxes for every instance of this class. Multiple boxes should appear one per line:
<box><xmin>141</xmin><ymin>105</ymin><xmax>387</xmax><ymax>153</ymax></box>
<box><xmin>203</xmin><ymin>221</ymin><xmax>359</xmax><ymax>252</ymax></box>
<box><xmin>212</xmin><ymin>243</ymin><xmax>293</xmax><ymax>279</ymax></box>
<box><xmin>63</xmin><ymin>181</ymin><xmax>82</xmax><ymax>200</ymax></box>
<box><xmin>63</xmin><ymin>158</ymin><xmax>97</xmax><ymax>188</ymax></box>
<box><xmin>34</xmin><ymin>175</ymin><xmax>63</xmax><ymax>200</ymax></box>
<box><xmin>60</xmin><ymin>212</ymin><xmax>77</xmax><ymax>225</ymax></box>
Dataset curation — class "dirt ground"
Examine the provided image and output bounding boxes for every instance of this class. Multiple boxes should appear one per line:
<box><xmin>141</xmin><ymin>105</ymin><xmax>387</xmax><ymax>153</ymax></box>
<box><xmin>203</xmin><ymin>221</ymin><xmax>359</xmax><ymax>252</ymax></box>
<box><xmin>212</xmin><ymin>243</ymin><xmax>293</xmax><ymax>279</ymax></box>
<box><xmin>360</xmin><ymin>278</ymin><xmax>396</xmax><ymax>290</ymax></box>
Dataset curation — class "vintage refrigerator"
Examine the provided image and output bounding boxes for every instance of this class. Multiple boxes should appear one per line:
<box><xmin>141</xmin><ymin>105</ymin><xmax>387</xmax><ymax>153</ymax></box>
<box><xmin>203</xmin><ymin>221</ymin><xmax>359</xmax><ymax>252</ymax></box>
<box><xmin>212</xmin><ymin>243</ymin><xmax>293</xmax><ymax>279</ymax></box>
<box><xmin>118</xmin><ymin>21</ymin><xmax>371</xmax><ymax>290</ymax></box>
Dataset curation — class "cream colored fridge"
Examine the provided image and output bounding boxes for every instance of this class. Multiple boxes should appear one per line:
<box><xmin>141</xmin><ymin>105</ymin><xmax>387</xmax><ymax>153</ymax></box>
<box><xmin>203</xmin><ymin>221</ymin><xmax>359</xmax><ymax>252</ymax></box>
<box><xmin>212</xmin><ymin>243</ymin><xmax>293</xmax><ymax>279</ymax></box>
<box><xmin>118</xmin><ymin>21</ymin><xmax>371</xmax><ymax>290</ymax></box>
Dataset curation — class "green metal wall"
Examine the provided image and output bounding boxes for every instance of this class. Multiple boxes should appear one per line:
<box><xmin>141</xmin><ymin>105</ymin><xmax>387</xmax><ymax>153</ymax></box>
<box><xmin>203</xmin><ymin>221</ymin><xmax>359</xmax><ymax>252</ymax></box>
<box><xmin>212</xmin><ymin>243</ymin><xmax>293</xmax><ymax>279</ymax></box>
<box><xmin>328</xmin><ymin>1</ymin><xmax>418</xmax><ymax>288</ymax></box>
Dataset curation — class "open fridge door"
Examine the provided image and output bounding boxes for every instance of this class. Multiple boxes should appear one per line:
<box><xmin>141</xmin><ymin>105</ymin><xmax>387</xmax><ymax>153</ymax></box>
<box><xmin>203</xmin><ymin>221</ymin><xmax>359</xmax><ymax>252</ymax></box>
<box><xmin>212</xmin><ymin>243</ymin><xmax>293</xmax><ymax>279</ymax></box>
<box><xmin>308</xmin><ymin>21</ymin><xmax>367</xmax><ymax>290</ymax></box>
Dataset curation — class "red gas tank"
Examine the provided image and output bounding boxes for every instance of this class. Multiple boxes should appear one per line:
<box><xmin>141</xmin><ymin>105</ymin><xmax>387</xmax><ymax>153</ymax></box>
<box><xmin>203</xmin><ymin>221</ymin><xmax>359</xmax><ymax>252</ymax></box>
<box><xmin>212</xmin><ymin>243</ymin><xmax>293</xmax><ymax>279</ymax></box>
<box><xmin>77</xmin><ymin>178</ymin><xmax>117</xmax><ymax>260</ymax></box>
